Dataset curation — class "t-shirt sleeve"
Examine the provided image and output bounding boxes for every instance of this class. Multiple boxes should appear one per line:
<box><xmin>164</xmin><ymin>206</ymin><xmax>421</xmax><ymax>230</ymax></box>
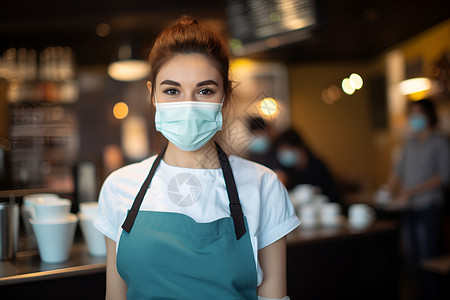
<box><xmin>93</xmin><ymin>174</ymin><xmax>121</xmax><ymax>242</ymax></box>
<box><xmin>258</xmin><ymin>171</ymin><xmax>300</xmax><ymax>249</ymax></box>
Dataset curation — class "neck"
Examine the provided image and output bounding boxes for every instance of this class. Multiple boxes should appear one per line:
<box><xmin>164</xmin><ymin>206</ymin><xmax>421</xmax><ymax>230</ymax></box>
<box><xmin>163</xmin><ymin>140</ymin><xmax>220</xmax><ymax>169</ymax></box>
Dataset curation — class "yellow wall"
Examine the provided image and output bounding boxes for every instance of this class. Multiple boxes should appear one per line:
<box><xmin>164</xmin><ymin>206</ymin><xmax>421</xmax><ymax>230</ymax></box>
<box><xmin>288</xmin><ymin>62</ymin><xmax>373</xmax><ymax>189</ymax></box>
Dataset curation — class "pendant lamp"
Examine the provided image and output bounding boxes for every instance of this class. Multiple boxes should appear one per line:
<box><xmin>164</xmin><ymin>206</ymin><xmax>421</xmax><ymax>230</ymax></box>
<box><xmin>107</xmin><ymin>42</ymin><xmax>150</xmax><ymax>82</ymax></box>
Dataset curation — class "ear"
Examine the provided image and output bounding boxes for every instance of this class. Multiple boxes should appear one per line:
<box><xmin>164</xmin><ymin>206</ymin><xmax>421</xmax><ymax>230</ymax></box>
<box><xmin>147</xmin><ymin>81</ymin><xmax>155</xmax><ymax>107</ymax></box>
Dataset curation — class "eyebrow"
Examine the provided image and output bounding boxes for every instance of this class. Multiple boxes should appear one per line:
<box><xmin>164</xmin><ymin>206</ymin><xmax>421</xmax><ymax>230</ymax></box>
<box><xmin>160</xmin><ymin>79</ymin><xmax>219</xmax><ymax>87</ymax></box>
<box><xmin>196</xmin><ymin>80</ymin><xmax>218</xmax><ymax>87</ymax></box>
<box><xmin>160</xmin><ymin>80</ymin><xmax>180</xmax><ymax>87</ymax></box>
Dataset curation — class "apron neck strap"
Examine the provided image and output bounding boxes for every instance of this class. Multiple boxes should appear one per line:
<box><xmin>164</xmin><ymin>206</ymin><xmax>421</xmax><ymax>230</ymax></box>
<box><xmin>215</xmin><ymin>142</ymin><xmax>246</xmax><ymax>240</ymax></box>
<box><xmin>122</xmin><ymin>143</ymin><xmax>246</xmax><ymax>240</ymax></box>
<box><xmin>122</xmin><ymin>147</ymin><xmax>166</xmax><ymax>233</ymax></box>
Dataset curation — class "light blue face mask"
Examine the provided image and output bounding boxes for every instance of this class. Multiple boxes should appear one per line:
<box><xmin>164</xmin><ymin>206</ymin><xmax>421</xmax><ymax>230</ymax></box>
<box><xmin>154</xmin><ymin>96</ymin><xmax>224</xmax><ymax>151</ymax></box>
<box><xmin>409</xmin><ymin>114</ymin><xmax>427</xmax><ymax>133</ymax></box>
<box><xmin>248</xmin><ymin>135</ymin><xmax>270</xmax><ymax>154</ymax></box>
<box><xmin>277</xmin><ymin>148</ymin><xmax>300</xmax><ymax>168</ymax></box>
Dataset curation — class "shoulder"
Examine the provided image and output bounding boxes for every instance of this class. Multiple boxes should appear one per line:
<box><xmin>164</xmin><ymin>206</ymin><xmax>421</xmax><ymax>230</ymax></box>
<box><xmin>229</xmin><ymin>155</ymin><xmax>278</xmax><ymax>181</ymax></box>
<box><xmin>102</xmin><ymin>155</ymin><xmax>158</xmax><ymax>188</ymax></box>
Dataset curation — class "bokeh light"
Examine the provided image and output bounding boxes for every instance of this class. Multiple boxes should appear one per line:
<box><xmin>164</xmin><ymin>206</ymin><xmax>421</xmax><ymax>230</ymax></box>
<box><xmin>341</xmin><ymin>78</ymin><xmax>355</xmax><ymax>95</ymax></box>
<box><xmin>349</xmin><ymin>73</ymin><xmax>363</xmax><ymax>90</ymax></box>
<box><xmin>113</xmin><ymin>102</ymin><xmax>129</xmax><ymax>119</ymax></box>
<box><xmin>259</xmin><ymin>97</ymin><xmax>278</xmax><ymax>116</ymax></box>
<box><xmin>96</xmin><ymin>23</ymin><xmax>111</xmax><ymax>37</ymax></box>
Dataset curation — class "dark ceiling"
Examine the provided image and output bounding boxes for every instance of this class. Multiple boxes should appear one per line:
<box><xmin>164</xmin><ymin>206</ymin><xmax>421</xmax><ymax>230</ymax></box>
<box><xmin>0</xmin><ymin>0</ymin><xmax>449</xmax><ymax>65</ymax></box>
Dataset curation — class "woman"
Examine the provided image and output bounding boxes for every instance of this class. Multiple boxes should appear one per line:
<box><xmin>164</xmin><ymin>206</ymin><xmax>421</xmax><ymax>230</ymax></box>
<box><xmin>387</xmin><ymin>98</ymin><xmax>449</xmax><ymax>299</ymax></box>
<box><xmin>94</xmin><ymin>16</ymin><xmax>300</xmax><ymax>300</ymax></box>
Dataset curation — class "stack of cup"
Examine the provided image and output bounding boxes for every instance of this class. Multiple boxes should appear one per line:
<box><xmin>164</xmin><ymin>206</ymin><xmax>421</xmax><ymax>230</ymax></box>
<box><xmin>298</xmin><ymin>196</ymin><xmax>343</xmax><ymax>229</ymax></box>
<box><xmin>78</xmin><ymin>202</ymin><xmax>106</xmax><ymax>257</ymax></box>
<box><xmin>22</xmin><ymin>193</ymin><xmax>61</xmax><ymax>240</ymax></box>
<box><xmin>348</xmin><ymin>203</ymin><xmax>376</xmax><ymax>229</ymax></box>
<box><xmin>26</xmin><ymin>194</ymin><xmax>78</xmax><ymax>263</ymax></box>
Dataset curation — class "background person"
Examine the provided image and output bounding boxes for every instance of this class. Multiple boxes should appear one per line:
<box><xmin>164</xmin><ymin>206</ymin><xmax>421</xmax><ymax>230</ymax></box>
<box><xmin>273</xmin><ymin>128</ymin><xmax>340</xmax><ymax>204</ymax></box>
<box><xmin>245</xmin><ymin>116</ymin><xmax>281</xmax><ymax>170</ymax></box>
<box><xmin>386</xmin><ymin>98</ymin><xmax>450</xmax><ymax>300</ymax></box>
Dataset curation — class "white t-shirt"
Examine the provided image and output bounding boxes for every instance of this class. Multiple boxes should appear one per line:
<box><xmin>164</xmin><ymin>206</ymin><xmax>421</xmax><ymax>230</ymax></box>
<box><xmin>94</xmin><ymin>154</ymin><xmax>300</xmax><ymax>285</ymax></box>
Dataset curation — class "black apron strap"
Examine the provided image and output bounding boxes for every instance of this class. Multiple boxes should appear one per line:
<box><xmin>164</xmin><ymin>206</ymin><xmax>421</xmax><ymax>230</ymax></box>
<box><xmin>122</xmin><ymin>149</ymin><xmax>165</xmax><ymax>233</ymax></box>
<box><xmin>215</xmin><ymin>142</ymin><xmax>246</xmax><ymax>240</ymax></box>
<box><xmin>121</xmin><ymin>143</ymin><xmax>246</xmax><ymax>240</ymax></box>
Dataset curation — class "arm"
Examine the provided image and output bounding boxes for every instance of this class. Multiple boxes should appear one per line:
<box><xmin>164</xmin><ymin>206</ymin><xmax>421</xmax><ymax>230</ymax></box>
<box><xmin>386</xmin><ymin>170</ymin><xmax>401</xmax><ymax>195</ymax></box>
<box><xmin>398</xmin><ymin>138</ymin><xmax>449</xmax><ymax>203</ymax></box>
<box><xmin>399</xmin><ymin>174</ymin><xmax>444</xmax><ymax>201</ymax></box>
<box><xmin>257</xmin><ymin>236</ymin><xmax>287</xmax><ymax>298</ymax></box>
<box><xmin>105</xmin><ymin>237</ymin><xmax>127</xmax><ymax>300</ymax></box>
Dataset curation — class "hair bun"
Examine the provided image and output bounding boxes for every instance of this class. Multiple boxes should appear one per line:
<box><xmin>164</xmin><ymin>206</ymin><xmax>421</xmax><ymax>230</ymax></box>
<box><xmin>177</xmin><ymin>15</ymin><xmax>199</xmax><ymax>25</ymax></box>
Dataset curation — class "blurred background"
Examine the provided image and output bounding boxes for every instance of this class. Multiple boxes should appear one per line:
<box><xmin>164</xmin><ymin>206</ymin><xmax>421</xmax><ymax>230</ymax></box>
<box><xmin>1</xmin><ymin>0</ymin><xmax>449</xmax><ymax>196</ymax></box>
<box><xmin>0</xmin><ymin>0</ymin><xmax>449</xmax><ymax>299</ymax></box>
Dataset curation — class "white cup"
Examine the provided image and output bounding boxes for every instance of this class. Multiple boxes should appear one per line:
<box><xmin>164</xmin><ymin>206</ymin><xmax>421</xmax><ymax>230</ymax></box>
<box><xmin>292</xmin><ymin>184</ymin><xmax>316</xmax><ymax>206</ymax></box>
<box><xmin>78</xmin><ymin>213</ymin><xmax>106</xmax><ymax>257</ymax></box>
<box><xmin>374</xmin><ymin>188</ymin><xmax>391</xmax><ymax>205</ymax></box>
<box><xmin>319</xmin><ymin>202</ymin><xmax>341</xmax><ymax>227</ymax></box>
<box><xmin>79</xmin><ymin>202</ymin><xmax>98</xmax><ymax>218</ymax></box>
<box><xmin>298</xmin><ymin>204</ymin><xmax>318</xmax><ymax>229</ymax></box>
<box><xmin>30</xmin><ymin>213</ymin><xmax>78</xmax><ymax>263</ymax></box>
<box><xmin>22</xmin><ymin>193</ymin><xmax>61</xmax><ymax>238</ymax></box>
<box><xmin>312</xmin><ymin>194</ymin><xmax>329</xmax><ymax>206</ymax></box>
<box><xmin>348</xmin><ymin>204</ymin><xmax>376</xmax><ymax>229</ymax></box>
<box><xmin>33</xmin><ymin>198</ymin><xmax>72</xmax><ymax>222</ymax></box>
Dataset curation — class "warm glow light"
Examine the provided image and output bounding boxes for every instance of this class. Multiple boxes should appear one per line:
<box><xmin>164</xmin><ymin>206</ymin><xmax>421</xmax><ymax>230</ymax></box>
<box><xmin>259</xmin><ymin>98</ymin><xmax>278</xmax><ymax>116</ymax></box>
<box><xmin>121</xmin><ymin>115</ymin><xmax>149</xmax><ymax>160</ymax></box>
<box><xmin>96</xmin><ymin>23</ymin><xmax>111</xmax><ymax>37</ymax></box>
<box><xmin>342</xmin><ymin>78</ymin><xmax>355</xmax><ymax>95</ymax></box>
<box><xmin>322</xmin><ymin>84</ymin><xmax>342</xmax><ymax>104</ymax></box>
<box><xmin>107</xmin><ymin>59</ymin><xmax>150</xmax><ymax>82</ymax></box>
<box><xmin>399</xmin><ymin>77</ymin><xmax>431</xmax><ymax>95</ymax></box>
<box><xmin>113</xmin><ymin>102</ymin><xmax>129</xmax><ymax>119</ymax></box>
<box><xmin>349</xmin><ymin>73</ymin><xmax>363</xmax><ymax>90</ymax></box>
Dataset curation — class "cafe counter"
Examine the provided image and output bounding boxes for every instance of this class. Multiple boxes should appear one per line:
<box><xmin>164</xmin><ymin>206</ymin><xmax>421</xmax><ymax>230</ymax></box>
<box><xmin>0</xmin><ymin>220</ymin><xmax>399</xmax><ymax>299</ymax></box>
<box><xmin>0</xmin><ymin>236</ymin><xmax>106</xmax><ymax>299</ymax></box>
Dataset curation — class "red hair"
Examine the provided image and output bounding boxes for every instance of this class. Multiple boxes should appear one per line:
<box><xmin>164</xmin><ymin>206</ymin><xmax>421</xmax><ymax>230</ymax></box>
<box><xmin>148</xmin><ymin>15</ymin><xmax>231</xmax><ymax>102</ymax></box>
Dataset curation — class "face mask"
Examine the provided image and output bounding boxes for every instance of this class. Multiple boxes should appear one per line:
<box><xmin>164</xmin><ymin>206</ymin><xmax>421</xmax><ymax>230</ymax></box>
<box><xmin>409</xmin><ymin>114</ymin><xmax>427</xmax><ymax>133</ymax></box>
<box><xmin>277</xmin><ymin>148</ymin><xmax>300</xmax><ymax>168</ymax></box>
<box><xmin>154</xmin><ymin>96</ymin><xmax>224</xmax><ymax>151</ymax></box>
<box><xmin>248</xmin><ymin>135</ymin><xmax>270</xmax><ymax>154</ymax></box>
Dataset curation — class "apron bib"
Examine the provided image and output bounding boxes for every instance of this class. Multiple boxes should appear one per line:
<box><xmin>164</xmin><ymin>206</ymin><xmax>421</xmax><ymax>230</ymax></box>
<box><xmin>117</xmin><ymin>143</ymin><xmax>258</xmax><ymax>299</ymax></box>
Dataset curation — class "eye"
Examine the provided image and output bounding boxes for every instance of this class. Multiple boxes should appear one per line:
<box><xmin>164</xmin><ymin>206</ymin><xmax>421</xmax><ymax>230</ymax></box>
<box><xmin>198</xmin><ymin>88</ymin><xmax>214</xmax><ymax>95</ymax></box>
<box><xmin>163</xmin><ymin>88</ymin><xmax>179</xmax><ymax>95</ymax></box>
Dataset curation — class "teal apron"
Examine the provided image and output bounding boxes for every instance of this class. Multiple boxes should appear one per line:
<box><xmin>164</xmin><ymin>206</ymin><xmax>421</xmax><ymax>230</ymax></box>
<box><xmin>117</xmin><ymin>143</ymin><xmax>258</xmax><ymax>299</ymax></box>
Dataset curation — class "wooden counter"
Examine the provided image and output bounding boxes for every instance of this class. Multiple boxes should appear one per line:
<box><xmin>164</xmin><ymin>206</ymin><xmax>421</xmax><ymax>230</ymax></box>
<box><xmin>287</xmin><ymin>220</ymin><xmax>400</xmax><ymax>300</ymax></box>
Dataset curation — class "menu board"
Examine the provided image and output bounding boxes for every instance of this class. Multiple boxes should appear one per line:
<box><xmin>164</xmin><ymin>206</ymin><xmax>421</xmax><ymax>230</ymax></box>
<box><xmin>227</xmin><ymin>0</ymin><xmax>317</xmax><ymax>52</ymax></box>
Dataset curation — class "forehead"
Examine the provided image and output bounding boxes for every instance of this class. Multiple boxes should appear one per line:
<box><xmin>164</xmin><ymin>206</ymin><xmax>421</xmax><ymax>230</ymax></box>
<box><xmin>156</xmin><ymin>54</ymin><xmax>222</xmax><ymax>84</ymax></box>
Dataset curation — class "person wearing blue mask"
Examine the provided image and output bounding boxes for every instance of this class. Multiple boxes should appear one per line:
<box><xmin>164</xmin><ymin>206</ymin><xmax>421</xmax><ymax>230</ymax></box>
<box><xmin>246</xmin><ymin>117</ymin><xmax>281</xmax><ymax>170</ymax></box>
<box><xmin>273</xmin><ymin>128</ymin><xmax>340</xmax><ymax>204</ymax></box>
<box><xmin>93</xmin><ymin>16</ymin><xmax>300</xmax><ymax>300</ymax></box>
<box><xmin>386</xmin><ymin>98</ymin><xmax>450</xmax><ymax>300</ymax></box>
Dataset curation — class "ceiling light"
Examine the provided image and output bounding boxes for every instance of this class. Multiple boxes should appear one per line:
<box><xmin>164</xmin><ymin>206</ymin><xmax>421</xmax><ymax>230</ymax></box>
<box><xmin>107</xmin><ymin>43</ymin><xmax>150</xmax><ymax>82</ymax></box>
<box><xmin>399</xmin><ymin>77</ymin><xmax>431</xmax><ymax>95</ymax></box>
<box><xmin>341</xmin><ymin>78</ymin><xmax>355</xmax><ymax>95</ymax></box>
<box><xmin>349</xmin><ymin>73</ymin><xmax>363</xmax><ymax>90</ymax></box>
<box><xmin>107</xmin><ymin>59</ymin><xmax>150</xmax><ymax>82</ymax></box>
